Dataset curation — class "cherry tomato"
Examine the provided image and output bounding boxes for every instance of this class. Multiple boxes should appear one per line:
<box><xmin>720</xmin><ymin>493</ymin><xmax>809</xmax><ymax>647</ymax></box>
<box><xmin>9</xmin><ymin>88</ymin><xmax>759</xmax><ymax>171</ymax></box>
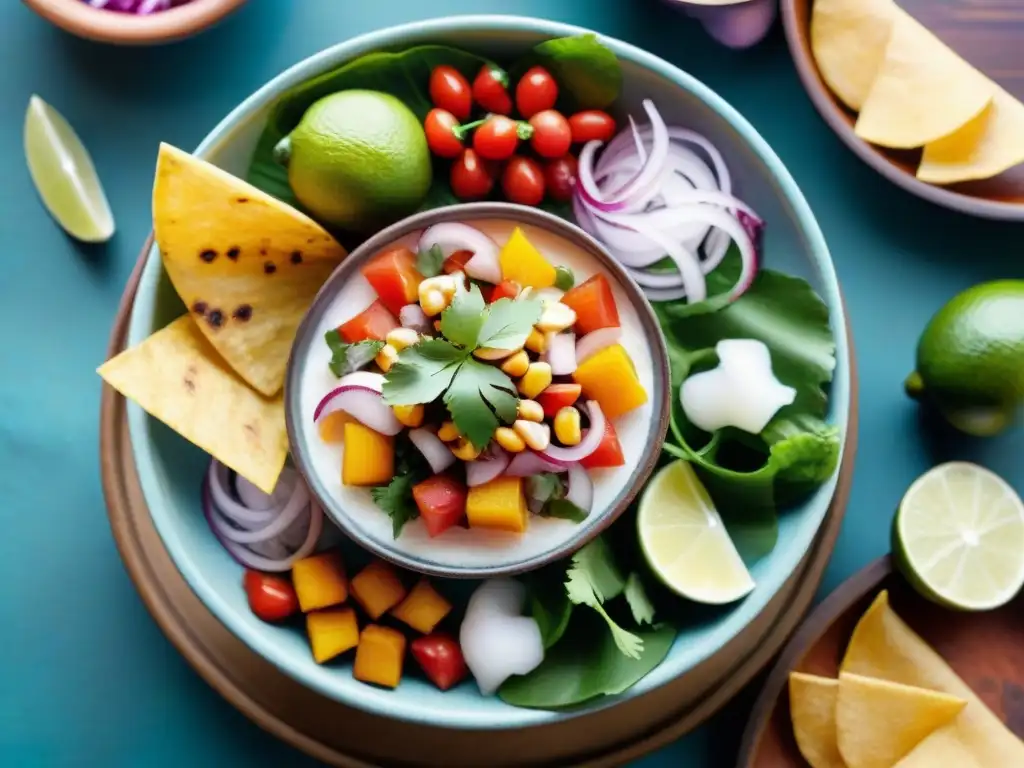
<box><xmin>528</xmin><ymin>110</ymin><xmax>572</xmax><ymax>159</ymax></box>
<box><xmin>473</xmin><ymin>116</ymin><xmax>522</xmax><ymax>161</ymax></box>
<box><xmin>544</xmin><ymin>155</ymin><xmax>578</xmax><ymax>202</ymax></box>
<box><xmin>423</xmin><ymin>108</ymin><xmax>464</xmax><ymax>159</ymax></box>
<box><xmin>243</xmin><ymin>571</ymin><xmax>300</xmax><ymax>623</ymax></box>
<box><xmin>502</xmin><ymin>156</ymin><xmax>545</xmax><ymax>206</ymax></box>
<box><xmin>472</xmin><ymin>65</ymin><xmax>513</xmax><ymax>115</ymax></box>
<box><xmin>489</xmin><ymin>279</ymin><xmax>521</xmax><ymax>302</ymax></box>
<box><xmin>411</xmin><ymin>633</ymin><xmax>468</xmax><ymax>691</ymax></box>
<box><xmin>429</xmin><ymin>65</ymin><xmax>472</xmax><ymax>121</ymax></box>
<box><xmin>568</xmin><ymin>110</ymin><xmax>617</xmax><ymax>144</ymax></box>
<box><xmin>450</xmin><ymin>149</ymin><xmax>496</xmax><ymax>200</ymax></box>
<box><xmin>515</xmin><ymin>66</ymin><xmax>558</xmax><ymax>118</ymax></box>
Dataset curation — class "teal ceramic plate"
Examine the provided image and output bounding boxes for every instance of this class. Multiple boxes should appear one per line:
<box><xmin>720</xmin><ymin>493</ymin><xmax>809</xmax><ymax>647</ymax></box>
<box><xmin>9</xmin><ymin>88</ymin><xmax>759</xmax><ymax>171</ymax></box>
<box><xmin>123</xmin><ymin>15</ymin><xmax>850</xmax><ymax>730</ymax></box>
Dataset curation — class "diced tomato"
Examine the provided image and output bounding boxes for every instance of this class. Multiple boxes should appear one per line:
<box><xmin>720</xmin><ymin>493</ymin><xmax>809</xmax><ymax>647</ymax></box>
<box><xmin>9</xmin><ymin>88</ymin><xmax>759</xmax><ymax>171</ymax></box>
<box><xmin>561</xmin><ymin>274</ymin><xmax>620</xmax><ymax>335</ymax></box>
<box><xmin>361</xmin><ymin>246</ymin><xmax>423</xmax><ymax>316</ymax></box>
<box><xmin>489</xmin><ymin>280</ymin><xmax>520</xmax><ymax>303</ymax></box>
<box><xmin>411</xmin><ymin>632</ymin><xmax>468</xmax><ymax>691</ymax></box>
<box><xmin>337</xmin><ymin>299</ymin><xmax>398</xmax><ymax>343</ymax></box>
<box><xmin>443</xmin><ymin>249</ymin><xmax>474</xmax><ymax>274</ymax></box>
<box><xmin>412</xmin><ymin>474</ymin><xmax>468</xmax><ymax>538</ymax></box>
<box><xmin>536</xmin><ymin>383</ymin><xmax>582</xmax><ymax>418</ymax></box>
<box><xmin>243</xmin><ymin>571</ymin><xmax>300</xmax><ymax>623</ymax></box>
<box><xmin>580</xmin><ymin>418</ymin><xmax>625</xmax><ymax>469</ymax></box>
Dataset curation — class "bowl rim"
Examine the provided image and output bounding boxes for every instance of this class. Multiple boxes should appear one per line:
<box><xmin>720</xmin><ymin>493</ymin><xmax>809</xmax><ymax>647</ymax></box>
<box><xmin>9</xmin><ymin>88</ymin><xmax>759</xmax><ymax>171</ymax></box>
<box><xmin>125</xmin><ymin>14</ymin><xmax>850</xmax><ymax>729</ymax></box>
<box><xmin>779</xmin><ymin>0</ymin><xmax>1024</xmax><ymax>222</ymax></box>
<box><xmin>284</xmin><ymin>201</ymin><xmax>672</xmax><ymax>579</ymax></box>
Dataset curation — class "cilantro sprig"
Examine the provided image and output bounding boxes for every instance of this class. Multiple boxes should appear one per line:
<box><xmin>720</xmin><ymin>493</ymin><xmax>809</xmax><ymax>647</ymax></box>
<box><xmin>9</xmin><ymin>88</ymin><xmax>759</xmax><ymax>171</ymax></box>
<box><xmin>324</xmin><ymin>330</ymin><xmax>384</xmax><ymax>378</ymax></box>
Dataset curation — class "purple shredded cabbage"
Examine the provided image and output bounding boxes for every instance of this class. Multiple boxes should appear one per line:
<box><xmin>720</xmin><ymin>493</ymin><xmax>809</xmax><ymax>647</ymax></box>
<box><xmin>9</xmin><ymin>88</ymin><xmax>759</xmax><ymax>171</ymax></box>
<box><xmin>86</xmin><ymin>0</ymin><xmax>191</xmax><ymax>13</ymax></box>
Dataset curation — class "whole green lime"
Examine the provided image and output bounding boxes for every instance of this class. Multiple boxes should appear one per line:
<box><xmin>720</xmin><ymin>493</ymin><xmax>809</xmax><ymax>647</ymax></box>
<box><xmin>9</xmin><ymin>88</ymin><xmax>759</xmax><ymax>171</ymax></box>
<box><xmin>905</xmin><ymin>279</ymin><xmax>1024</xmax><ymax>436</ymax></box>
<box><xmin>276</xmin><ymin>90</ymin><xmax>432</xmax><ymax>233</ymax></box>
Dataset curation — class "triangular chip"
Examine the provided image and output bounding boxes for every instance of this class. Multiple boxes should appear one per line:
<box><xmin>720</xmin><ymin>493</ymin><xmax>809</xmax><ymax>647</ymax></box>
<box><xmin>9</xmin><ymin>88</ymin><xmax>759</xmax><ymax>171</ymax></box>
<box><xmin>788</xmin><ymin>672</ymin><xmax>846</xmax><ymax>768</ymax></box>
<box><xmin>153</xmin><ymin>143</ymin><xmax>346</xmax><ymax>397</ymax></box>
<box><xmin>855</xmin><ymin>10</ymin><xmax>994</xmax><ymax>148</ymax></box>
<box><xmin>810</xmin><ymin>0</ymin><xmax>898</xmax><ymax>111</ymax></box>
<box><xmin>836</xmin><ymin>672</ymin><xmax>965</xmax><ymax>768</ymax></box>
<box><xmin>98</xmin><ymin>315</ymin><xmax>287</xmax><ymax>493</ymax></box>
<box><xmin>894</xmin><ymin>727</ymin><xmax>983</xmax><ymax>768</ymax></box>
<box><xmin>841</xmin><ymin>590</ymin><xmax>1024</xmax><ymax>767</ymax></box>
<box><xmin>918</xmin><ymin>87</ymin><xmax>1024</xmax><ymax>184</ymax></box>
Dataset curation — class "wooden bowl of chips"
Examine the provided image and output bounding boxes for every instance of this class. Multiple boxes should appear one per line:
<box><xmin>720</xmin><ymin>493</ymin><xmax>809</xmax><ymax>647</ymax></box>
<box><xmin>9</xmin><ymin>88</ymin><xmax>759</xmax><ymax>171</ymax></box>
<box><xmin>781</xmin><ymin>0</ymin><xmax>1024</xmax><ymax>221</ymax></box>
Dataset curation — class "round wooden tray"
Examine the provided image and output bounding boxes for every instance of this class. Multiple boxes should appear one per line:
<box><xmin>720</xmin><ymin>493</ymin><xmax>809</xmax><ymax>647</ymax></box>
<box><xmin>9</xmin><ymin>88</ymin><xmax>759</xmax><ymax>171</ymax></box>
<box><xmin>99</xmin><ymin>241</ymin><xmax>859</xmax><ymax>767</ymax></box>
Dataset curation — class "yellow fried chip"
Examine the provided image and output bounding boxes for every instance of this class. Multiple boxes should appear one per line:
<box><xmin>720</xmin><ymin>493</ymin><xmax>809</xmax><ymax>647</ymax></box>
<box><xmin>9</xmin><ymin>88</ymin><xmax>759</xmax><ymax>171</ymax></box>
<box><xmin>854</xmin><ymin>10</ymin><xmax>994</xmax><ymax>149</ymax></box>
<box><xmin>153</xmin><ymin>143</ymin><xmax>346</xmax><ymax>397</ymax></box>
<box><xmin>894</xmin><ymin>727</ymin><xmax>983</xmax><ymax>768</ymax></box>
<box><xmin>98</xmin><ymin>315</ymin><xmax>287</xmax><ymax>494</ymax></box>
<box><xmin>788</xmin><ymin>673</ymin><xmax>846</xmax><ymax>768</ymax></box>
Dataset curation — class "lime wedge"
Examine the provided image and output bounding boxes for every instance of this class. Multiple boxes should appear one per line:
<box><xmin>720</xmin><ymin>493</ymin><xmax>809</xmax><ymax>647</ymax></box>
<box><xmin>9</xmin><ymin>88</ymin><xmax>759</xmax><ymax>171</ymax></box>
<box><xmin>24</xmin><ymin>95</ymin><xmax>114</xmax><ymax>243</ymax></box>
<box><xmin>638</xmin><ymin>460</ymin><xmax>755</xmax><ymax>604</ymax></box>
<box><xmin>893</xmin><ymin>462</ymin><xmax>1024</xmax><ymax>611</ymax></box>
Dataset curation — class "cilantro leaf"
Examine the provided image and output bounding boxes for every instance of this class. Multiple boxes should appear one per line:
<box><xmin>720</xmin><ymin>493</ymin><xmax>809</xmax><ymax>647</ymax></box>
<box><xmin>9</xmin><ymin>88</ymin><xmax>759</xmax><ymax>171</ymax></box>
<box><xmin>440</xmin><ymin>284</ymin><xmax>487</xmax><ymax>348</ymax></box>
<box><xmin>564</xmin><ymin>538</ymin><xmax>643</xmax><ymax>658</ymax></box>
<box><xmin>324</xmin><ymin>331</ymin><xmax>384</xmax><ymax>378</ymax></box>
<box><xmin>545</xmin><ymin>499</ymin><xmax>588</xmax><ymax>522</ymax></box>
<box><xmin>369</xmin><ymin>433</ymin><xmax>431</xmax><ymax>537</ymax></box>
<box><xmin>623</xmin><ymin>573</ymin><xmax>655</xmax><ymax>626</ymax></box>
<box><xmin>416</xmin><ymin>244</ymin><xmax>446</xmax><ymax>277</ymax></box>
<box><xmin>526</xmin><ymin>473</ymin><xmax>563</xmax><ymax>505</ymax></box>
<box><xmin>382</xmin><ymin>339</ymin><xmax>464</xmax><ymax>406</ymax></box>
<box><xmin>443</xmin><ymin>358</ymin><xmax>518</xmax><ymax>447</ymax></box>
<box><xmin>479</xmin><ymin>297</ymin><xmax>542</xmax><ymax>350</ymax></box>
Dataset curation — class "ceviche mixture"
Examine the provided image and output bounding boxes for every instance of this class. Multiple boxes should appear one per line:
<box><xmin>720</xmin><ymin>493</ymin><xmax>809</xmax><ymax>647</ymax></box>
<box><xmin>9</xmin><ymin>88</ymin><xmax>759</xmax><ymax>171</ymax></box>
<box><xmin>99</xmin><ymin>33</ymin><xmax>841</xmax><ymax>708</ymax></box>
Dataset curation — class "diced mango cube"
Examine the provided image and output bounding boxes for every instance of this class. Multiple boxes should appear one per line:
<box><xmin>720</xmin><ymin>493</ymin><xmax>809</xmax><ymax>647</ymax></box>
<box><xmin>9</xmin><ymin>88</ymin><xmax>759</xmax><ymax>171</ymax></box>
<box><xmin>353</xmin><ymin>624</ymin><xmax>407</xmax><ymax>689</ymax></box>
<box><xmin>342</xmin><ymin>422</ymin><xmax>394</xmax><ymax>486</ymax></box>
<box><xmin>350</xmin><ymin>560</ymin><xmax>408</xmax><ymax>620</ymax></box>
<box><xmin>306</xmin><ymin>607</ymin><xmax>359</xmax><ymax>664</ymax></box>
<box><xmin>466</xmin><ymin>476</ymin><xmax>529</xmax><ymax>533</ymax></box>
<box><xmin>572</xmin><ymin>344</ymin><xmax>647</xmax><ymax>419</ymax></box>
<box><xmin>318</xmin><ymin>410</ymin><xmax>350</xmax><ymax>443</ymax></box>
<box><xmin>498</xmin><ymin>227</ymin><xmax>556</xmax><ymax>288</ymax></box>
<box><xmin>390</xmin><ymin>579</ymin><xmax>452</xmax><ymax>634</ymax></box>
<box><xmin>292</xmin><ymin>551</ymin><xmax>348</xmax><ymax>612</ymax></box>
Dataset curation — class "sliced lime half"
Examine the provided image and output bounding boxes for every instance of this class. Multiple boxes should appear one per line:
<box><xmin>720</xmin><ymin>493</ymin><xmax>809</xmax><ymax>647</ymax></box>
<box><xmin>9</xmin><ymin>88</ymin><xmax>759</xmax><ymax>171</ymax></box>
<box><xmin>893</xmin><ymin>461</ymin><xmax>1024</xmax><ymax>611</ymax></box>
<box><xmin>24</xmin><ymin>95</ymin><xmax>114</xmax><ymax>243</ymax></box>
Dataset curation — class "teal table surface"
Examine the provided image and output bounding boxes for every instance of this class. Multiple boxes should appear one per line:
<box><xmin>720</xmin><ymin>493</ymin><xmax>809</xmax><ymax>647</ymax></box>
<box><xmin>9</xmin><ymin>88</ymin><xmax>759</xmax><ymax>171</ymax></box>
<box><xmin>2</xmin><ymin>0</ymin><xmax>1022</xmax><ymax>765</ymax></box>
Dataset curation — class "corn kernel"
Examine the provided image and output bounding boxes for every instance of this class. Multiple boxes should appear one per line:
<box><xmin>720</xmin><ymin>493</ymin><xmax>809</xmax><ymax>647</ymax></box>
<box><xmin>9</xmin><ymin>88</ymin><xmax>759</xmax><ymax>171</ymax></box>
<box><xmin>517</xmin><ymin>362</ymin><xmax>552</xmax><ymax>399</ymax></box>
<box><xmin>392</xmin><ymin>404</ymin><xmax>424</xmax><ymax>428</ymax></box>
<box><xmin>451</xmin><ymin>436</ymin><xmax>482</xmax><ymax>461</ymax></box>
<box><xmin>473</xmin><ymin>346</ymin><xmax>518</xmax><ymax>361</ymax></box>
<box><xmin>420</xmin><ymin>288</ymin><xmax>448</xmax><ymax>316</ymax></box>
<box><xmin>536</xmin><ymin>301</ymin><xmax>577</xmax><ymax>333</ymax></box>
<box><xmin>513</xmin><ymin>420</ymin><xmax>551</xmax><ymax>451</ymax></box>
<box><xmin>494</xmin><ymin>426</ymin><xmax>526</xmax><ymax>453</ymax></box>
<box><xmin>375</xmin><ymin>344</ymin><xmax>399</xmax><ymax>373</ymax></box>
<box><xmin>385</xmin><ymin>327</ymin><xmax>419</xmax><ymax>352</ymax></box>
<box><xmin>554</xmin><ymin>406</ymin><xmax>582</xmax><ymax>446</ymax></box>
<box><xmin>517</xmin><ymin>399</ymin><xmax>544</xmax><ymax>422</ymax></box>
<box><xmin>525</xmin><ymin>328</ymin><xmax>548</xmax><ymax>354</ymax></box>
<box><xmin>437</xmin><ymin>421</ymin><xmax>461</xmax><ymax>442</ymax></box>
<box><xmin>500</xmin><ymin>350</ymin><xmax>531</xmax><ymax>378</ymax></box>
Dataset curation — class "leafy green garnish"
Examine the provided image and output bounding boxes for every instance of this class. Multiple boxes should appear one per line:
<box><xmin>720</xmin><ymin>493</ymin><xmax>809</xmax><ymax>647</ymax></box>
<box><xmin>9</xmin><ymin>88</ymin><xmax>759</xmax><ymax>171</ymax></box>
<box><xmin>369</xmin><ymin>434</ymin><xmax>431</xmax><ymax>537</ymax></box>
<box><xmin>382</xmin><ymin>339</ymin><xmax>464</xmax><ymax>405</ymax></box>
<box><xmin>416</xmin><ymin>244</ymin><xmax>446</xmax><ymax>278</ymax></box>
<box><xmin>514</xmin><ymin>34</ymin><xmax>623</xmax><ymax>112</ymax></box>
<box><xmin>443</xmin><ymin>358</ymin><xmax>519</xmax><ymax>447</ymax></box>
<box><xmin>324</xmin><ymin>330</ymin><xmax>384</xmax><ymax>378</ymax></box>
<box><xmin>623</xmin><ymin>573</ymin><xmax>655</xmax><ymax>626</ymax></box>
<box><xmin>439</xmin><ymin>284</ymin><xmax>488</xmax><ymax>348</ymax></box>
<box><xmin>477</xmin><ymin>296</ymin><xmax>542</xmax><ymax>350</ymax></box>
<box><xmin>554</xmin><ymin>265</ymin><xmax>575</xmax><ymax>290</ymax></box>
<box><xmin>525</xmin><ymin>473</ymin><xmax>589</xmax><ymax>522</ymax></box>
<box><xmin>523</xmin><ymin>568</ymin><xmax>574</xmax><ymax>650</ymax></box>
<box><xmin>565</xmin><ymin>538</ymin><xmax>643</xmax><ymax>659</ymax></box>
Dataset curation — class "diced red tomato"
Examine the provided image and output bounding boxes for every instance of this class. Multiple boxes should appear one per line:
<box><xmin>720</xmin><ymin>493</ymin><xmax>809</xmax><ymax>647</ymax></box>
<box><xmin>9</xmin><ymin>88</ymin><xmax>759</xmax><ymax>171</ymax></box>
<box><xmin>337</xmin><ymin>299</ymin><xmax>398</xmax><ymax>343</ymax></box>
<box><xmin>489</xmin><ymin>280</ymin><xmax>520</xmax><ymax>303</ymax></box>
<box><xmin>443</xmin><ymin>249</ymin><xmax>474</xmax><ymax>275</ymax></box>
<box><xmin>361</xmin><ymin>246</ymin><xmax>423</xmax><ymax>316</ymax></box>
<box><xmin>536</xmin><ymin>383</ymin><xmax>582</xmax><ymax>418</ymax></box>
<box><xmin>243</xmin><ymin>571</ymin><xmax>300</xmax><ymax>623</ymax></box>
<box><xmin>580</xmin><ymin>418</ymin><xmax>625</xmax><ymax>469</ymax></box>
<box><xmin>561</xmin><ymin>274</ymin><xmax>620</xmax><ymax>336</ymax></box>
<box><xmin>411</xmin><ymin>632</ymin><xmax>468</xmax><ymax>691</ymax></box>
<box><xmin>412</xmin><ymin>474</ymin><xmax>468</xmax><ymax>538</ymax></box>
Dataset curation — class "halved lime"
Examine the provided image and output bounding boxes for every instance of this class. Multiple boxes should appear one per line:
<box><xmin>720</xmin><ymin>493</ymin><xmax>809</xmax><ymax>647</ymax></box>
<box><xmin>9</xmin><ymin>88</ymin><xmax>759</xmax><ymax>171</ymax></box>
<box><xmin>638</xmin><ymin>460</ymin><xmax>755</xmax><ymax>604</ymax></box>
<box><xmin>893</xmin><ymin>462</ymin><xmax>1024</xmax><ymax>611</ymax></box>
<box><xmin>24</xmin><ymin>95</ymin><xmax>115</xmax><ymax>243</ymax></box>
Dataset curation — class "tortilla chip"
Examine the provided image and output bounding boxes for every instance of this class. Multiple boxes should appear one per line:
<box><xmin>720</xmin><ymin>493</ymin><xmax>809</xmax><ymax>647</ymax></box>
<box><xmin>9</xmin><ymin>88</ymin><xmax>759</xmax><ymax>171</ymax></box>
<box><xmin>894</xmin><ymin>727</ymin><xmax>983</xmax><ymax>768</ymax></box>
<box><xmin>855</xmin><ymin>10</ymin><xmax>994</xmax><ymax>149</ymax></box>
<box><xmin>918</xmin><ymin>87</ymin><xmax>1024</xmax><ymax>184</ymax></box>
<box><xmin>810</xmin><ymin>0</ymin><xmax>898</xmax><ymax>111</ymax></box>
<box><xmin>836</xmin><ymin>672</ymin><xmax>965</xmax><ymax>768</ymax></box>
<box><xmin>841</xmin><ymin>591</ymin><xmax>1024</xmax><ymax>767</ymax></box>
<box><xmin>98</xmin><ymin>315</ymin><xmax>287</xmax><ymax>494</ymax></box>
<box><xmin>788</xmin><ymin>673</ymin><xmax>846</xmax><ymax>768</ymax></box>
<box><xmin>153</xmin><ymin>143</ymin><xmax>346</xmax><ymax>397</ymax></box>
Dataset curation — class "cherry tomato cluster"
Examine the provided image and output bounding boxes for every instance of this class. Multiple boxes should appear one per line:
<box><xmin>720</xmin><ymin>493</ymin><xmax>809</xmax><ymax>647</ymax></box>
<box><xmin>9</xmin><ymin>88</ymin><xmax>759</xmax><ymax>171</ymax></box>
<box><xmin>424</xmin><ymin>64</ymin><xmax>617</xmax><ymax>207</ymax></box>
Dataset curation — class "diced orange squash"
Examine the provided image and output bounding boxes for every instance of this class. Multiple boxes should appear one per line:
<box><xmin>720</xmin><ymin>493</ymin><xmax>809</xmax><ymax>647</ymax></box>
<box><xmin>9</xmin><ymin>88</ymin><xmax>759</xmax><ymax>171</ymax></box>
<box><xmin>465</xmin><ymin>476</ymin><xmax>529</xmax><ymax>533</ymax></box>
<box><xmin>353</xmin><ymin>624</ymin><xmax>407</xmax><ymax>689</ymax></box>
<box><xmin>342</xmin><ymin>422</ymin><xmax>394</xmax><ymax>486</ymax></box>
<box><xmin>498</xmin><ymin>227</ymin><xmax>556</xmax><ymax>288</ymax></box>
<box><xmin>390</xmin><ymin>579</ymin><xmax>452</xmax><ymax>634</ymax></box>
<box><xmin>572</xmin><ymin>344</ymin><xmax>647</xmax><ymax>419</ymax></box>
<box><xmin>306</xmin><ymin>607</ymin><xmax>359</xmax><ymax>664</ymax></box>
<box><xmin>350</xmin><ymin>560</ymin><xmax>408</xmax><ymax>620</ymax></box>
<box><xmin>318</xmin><ymin>410</ymin><xmax>350</xmax><ymax>443</ymax></box>
<box><xmin>292</xmin><ymin>551</ymin><xmax>348</xmax><ymax>612</ymax></box>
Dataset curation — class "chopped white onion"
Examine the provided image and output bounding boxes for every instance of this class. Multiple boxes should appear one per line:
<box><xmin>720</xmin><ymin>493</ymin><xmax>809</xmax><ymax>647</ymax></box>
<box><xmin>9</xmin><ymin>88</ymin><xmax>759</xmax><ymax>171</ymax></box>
<box><xmin>466</xmin><ymin>446</ymin><xmax>511</xmax><ymax>487</ymax></box>
<box><xmin>545</xmin><ymin>332</ymin><xmax>577</xmax><ymax>376</ymax></box>
<box><xmin>399</xmin><ymin>303</ymin><xmax>431</xmax><ymax>333</ymax></box>
<box><xmin>566</xmin><ymin>462</ymin><xmax>594</xmax><ymax>513</ymax></box>
<box><xmin>408</xmin><ymin>428</ymin><xmax>457</xmax><ymax>474</ymax></box>
<box><xmin>418</xmin><ymin>223</ymin><xmax>501</xmax><ymax>284</ymax></box>
<box><xmin>506</xmin><ymin>451</ymin><xmax>567</xmax><ymax>477</ymax></box>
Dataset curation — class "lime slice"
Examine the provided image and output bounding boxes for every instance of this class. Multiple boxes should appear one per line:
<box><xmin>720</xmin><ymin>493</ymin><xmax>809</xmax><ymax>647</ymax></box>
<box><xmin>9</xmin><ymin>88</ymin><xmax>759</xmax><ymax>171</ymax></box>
<box><xmin>638</xmin><ymin>460</ymin><xmax>755</xmax><ymax>604</ymax></box>
<box><xmin>24</xmin><ymin>95</ymin><xmax>114</xmax><ymax>243</ymax></box>
<box><xmin>893</xmin><ymin>461</ymin><xmax>1024</xmax><ymax>611</ymax></box>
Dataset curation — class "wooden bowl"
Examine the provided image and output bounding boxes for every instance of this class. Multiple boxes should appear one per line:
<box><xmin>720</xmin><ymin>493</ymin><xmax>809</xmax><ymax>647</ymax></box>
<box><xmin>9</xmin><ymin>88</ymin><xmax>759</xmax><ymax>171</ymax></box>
<box><xmin>23</xmin><ymin>0</ymin><xmax>248</xmax><ymax>45</ymax></box>
<box><xmin>736</xmin><ymin>555</ymin><xmax>1024</xmax><ymax>766</ymax></box>
<box><xmin>781</xmin><ymin>0</ymin><xmax>1024</xmax><ymax>221</ymax></box>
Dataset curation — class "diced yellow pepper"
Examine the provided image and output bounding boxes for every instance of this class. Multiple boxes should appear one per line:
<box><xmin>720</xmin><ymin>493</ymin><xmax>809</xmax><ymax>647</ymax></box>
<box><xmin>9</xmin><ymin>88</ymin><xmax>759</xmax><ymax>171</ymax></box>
<box><xmin>572</xmin><ymin>344</ymin><xmax>648</xmax><ymax>419</ymax></box>
<box><xmin>466</xmin><ymin>476</ymin><xmax>529</xmax><ymax>533</ymax></box>
<box><xmin>390</xmin><ymin>579</ymin><xmax>453</xmax><ymax>634</ymax></box>
<box><xmin>318</xmin><ymin>411</ymin><xmax>350</xmax><ymax>443</ymax></box>
<box><xmin>342</xmin><ymin>422</ymin><xmax>394</xmax><ymax>486</ymax></box>
<box><xmin>353</xmin><ymin>624</ymin><xmax>407</xmax><ymax>689</ymax></box>
<box><xmin>499</xmin><ymin>227</ymin><xmax>556</xmax><ymax>288</ymax></box>
<box><xmin>292</xmin><ymin>551</ymin><xmax>348</xmax><ymax>613</ymax></box>
<box><xmin>350</xmin><ymin>560</ymin><xmax>408</xmax><ymax>620</ymax></box>
<box><xmin>306</xmin><ymin>607</ymin><xmax>359</xmax><ymax>664</ymax></box>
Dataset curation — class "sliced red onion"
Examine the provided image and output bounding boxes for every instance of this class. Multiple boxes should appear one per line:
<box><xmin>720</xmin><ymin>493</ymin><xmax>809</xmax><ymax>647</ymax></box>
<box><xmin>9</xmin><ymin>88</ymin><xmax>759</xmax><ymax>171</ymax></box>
<box><xmin>566</xmin><ymin>462</ymin><xmax>594</xmax><ymax>513</ymax></box>
<box><xmin>466</xmin><ymin>445</ymin><xmax>511</xmax><ymax>487</ymax></box>
<box><xmin>209</xmin><ymin>462</ymin><xmax>277</xmax><ymax>526</ymax></box>
<box><xmin>399</xmin><ymin>303</ymin><xmax>431</xmax><ymax>333</ymax></box>
<box><xmin>576</xmin><ymin>327</ymin><xmax>622</xmax><ymax>365</ymax></box>
<box><xmin>540</xmin><ymin>401</ymin><xmax>606</xmax><ymax>463</ymax></box>
<box><xmin>408</xmin><ymin>428</ymin><xmax>457</xmax><ymax>474</ymax></box>
<box><xmin>544</xmin><ymin>332</ymin><xmax>577</xmax><ymax>376</ymax></box>
<box><xmin>506</xmin><ymin>451</ymin><xmax>568</xmax><ymax>477</ymax></box>
<box><xmin>313</xmin><ymin>377</ymin><xmax>401</xmax><ymax>436</ymax></box>
<box><xmin>209</xmin><ymin>481</ymin><xmax>309</xmax><ymax>545</ymax></box>
<box><xmin>418</xmin><ymin>223</ymin><xmax>501</xmax><ymax>284</ymax></box>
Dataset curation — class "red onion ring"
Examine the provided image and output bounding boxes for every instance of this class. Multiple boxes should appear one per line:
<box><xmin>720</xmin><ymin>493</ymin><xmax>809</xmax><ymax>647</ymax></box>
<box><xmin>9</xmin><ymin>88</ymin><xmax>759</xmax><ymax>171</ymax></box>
<box><xmin>566</xmin><ymin>462</ymin><xmax>594</xmax><ymax>513</ymax></box>
<box><xmin>506</xmin><ymin>450</ymin><xmax>568</xmax><ymax>477</ymax></box>
<box><xmin>313</xmin><ymin>378</ymin><xmax>401</xmax><ymax>437</ymax></box>
<box><xmin>209</xmin><ymin>462</ymin><xmax>277</xmax><ymax>525</ymax></box>
<box><xmin>466</xmin><ymin>445</ymin><xmax>511</xmax><ymax>487</ymax></box>
<box><xmin>540</xmin><ymin>401</ymin><xmax>606</xmax><ymax>464</ymax></box>
<box><xmin>209</xmin><ymin>479</ymin><xmax>309</xmax><ymax>545</ymax></box>
<box><xmin>418</xmin><ymin>223</ymin><xmax>501</xmax><ymax>284</ymax></box>
<box><xmin>408</xmin><ymin>428</ymin><xmax>456</xmax><ymax>474</ymax></box>
<box><xmin>576</xmin><ymin>327</ymin><xmax>622</xmax><ymax>365</ymax></box>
